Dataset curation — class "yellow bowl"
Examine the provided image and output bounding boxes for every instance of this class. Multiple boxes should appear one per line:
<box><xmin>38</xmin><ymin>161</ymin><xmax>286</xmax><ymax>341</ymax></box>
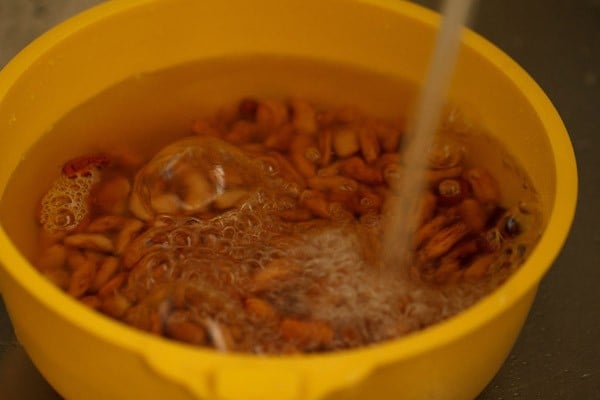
<box><xmin>0</xmin><ymin>0</ymin><xmax>577</xmax><ymax>399</ymax></box>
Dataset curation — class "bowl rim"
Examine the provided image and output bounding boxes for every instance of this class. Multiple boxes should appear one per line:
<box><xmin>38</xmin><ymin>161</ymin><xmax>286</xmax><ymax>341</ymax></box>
<box><xmin>0</xmin><ymin>0</ymin><xmax>577</xmax><ymax>383</ymax></box>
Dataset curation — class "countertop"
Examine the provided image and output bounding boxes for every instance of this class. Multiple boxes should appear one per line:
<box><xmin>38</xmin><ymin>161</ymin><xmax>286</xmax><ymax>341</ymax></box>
<box><xmin>1</xmin><ymin>0</ymin><xmax>598</xmax><ymax>399</ymax></box>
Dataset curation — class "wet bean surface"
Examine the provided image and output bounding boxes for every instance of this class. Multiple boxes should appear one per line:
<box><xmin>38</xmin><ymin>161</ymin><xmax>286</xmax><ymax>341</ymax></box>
<box><xmin>34</xmin><ymin>98</ymin><xmax>541</xmax><ymax>354</ymax></box>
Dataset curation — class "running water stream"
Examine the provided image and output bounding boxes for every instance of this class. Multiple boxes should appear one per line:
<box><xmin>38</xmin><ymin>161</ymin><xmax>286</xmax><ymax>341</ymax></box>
<box><xmin>383</xmin><ymin>0</ymin><xmax>476</xmax><ymax>274</ymax></box>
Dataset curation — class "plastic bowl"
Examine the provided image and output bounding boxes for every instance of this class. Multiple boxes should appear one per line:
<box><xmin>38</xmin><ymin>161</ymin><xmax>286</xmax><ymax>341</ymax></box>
<box><xmin>0</xmin><ymin>0</ymin><xmax>576</xmax><ymax>399</ymax></box>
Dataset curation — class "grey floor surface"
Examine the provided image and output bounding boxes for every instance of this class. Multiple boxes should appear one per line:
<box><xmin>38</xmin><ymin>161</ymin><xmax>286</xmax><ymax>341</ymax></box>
<box><xmin>0</xmin><ymin>0</ymin><xmax>598</xmax><ymax>399</ymax></box>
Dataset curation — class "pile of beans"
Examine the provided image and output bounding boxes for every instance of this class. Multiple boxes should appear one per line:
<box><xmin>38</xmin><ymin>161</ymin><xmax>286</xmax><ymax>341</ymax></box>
<box><xmin>34</xmin><ymin>98</ymin><xmax>528</xmax><ymax>353</ymax></box>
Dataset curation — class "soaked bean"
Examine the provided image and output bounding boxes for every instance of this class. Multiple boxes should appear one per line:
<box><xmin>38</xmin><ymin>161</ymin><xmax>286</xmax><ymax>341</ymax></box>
<box><xmin>307</xmin><ymin>176</ymin><xmax>358</xmax><ymax>193</ymax></box>
<box><xmin>427</xmin><ymin>166</ymin><xmax>463</xmax><ymax>186</ymax></box>
<box><xmin>290</xmin><ymin>99</ymin><xmax>318</xmax><ymax>136</ymax></box>
<box><xmin>64</xmin><ymin>233</ymin><xmax>115</xmax><ymax>253</ymax></box>
<box><xmin>280</xmin><ymin>318</ymin><xmax>334</xmax><ymax>348</ymax></box>
<box><xmin>245</xmin><ymin>297</ymin><xmax>278</xmax><ymax>320</ymax></box>
<box><xmin>256</xmin><ymin>100</ymin><xmax>288</xmax><ymax>130</ymax></box>
<box><xmin>437</xmin><ymin>179</ymin><xmax>468</xmax><ymax>206</ymax></box>
<box><xmin>68</xmin><ymin>259</ymin><xmax>97</xmax><ymax>298</ymax></box>
<box><xmin>318</xmin><ymin>129</ymin><xmax>334</xmax><ymax>166</ymax></box>
<box><xmin>213</xmin><ymin>190</ymin><xmax>250</xmax><ymax>210</ymax></box>
<box><xmin>419</xmin><ymin>222</ymin><xmax>469</xmax><ymax>262</ymax></box>
<box><xmin>374</xmin><ymin>121</ymin><xmax>403</xmax><ymax>153</ymax></box>
<box><xmin>226</xmin><ymin>120</ymin><xmax>259</xmax><ymax>144</ymax></box>
<box><xmin>328</xmin><ymin>201</ymin><xmax>355</xmax><ymax>221</ymax></box>
<box><xmin>129</xmin><ymin>191</ymin><xmax>153</xmax><ymax>221</ymax></box>
<box><xmin>459</xmin><ymin>198</ymin><xmax>488</xmax><ymax>233</ymax></box>
<box><xmin>278</xmin><ymin>208</ymin><xmax>313</xmax><ymax>222</ymax></box>
<box><xmin>464</xmin><ymin>253</ymin><xmax>497</xmax><ymax>280</ymax></box>
<box><xmin>66</xmin><ymin>249</ymin><xmax>89</xmax><ymax>271</ymax></box>
<box><xmin>115</xmin><ymin>219</ymin><xmax>145</xmax><ymax>254</ymax></box>
<box><xmin>358</xmin><ymin>126</ymin><xmax>380</xmax><ymax>163</ymax></box>
<box><xmin>43</xmin><ymin>268</ymin><xmax>71</xmax><ymax>290</ymax></box>
<box><xmin>357</xmin><ymin>191</ymin><xmax>382</xmax><ymax>214</ymax></box>
<box><xmin>86</xmin><ymin>215</ymin><xmax>126</xmax><ymax>233</ymax></box>
<box><xmin>299</xmin><ymin>190</ymin><xmax>331</xmax><ymax>218</ymax></box>
<box><xmin>36</xmin><ymin>244</ymin><xmax>67</xmax><ymax>272</ymax></box>
<box><xmin>90</xmin><ymin>256</ymin><xmax>120</xmax><ymax>293</ymax></box>
<box><xmin>80</xmin><ymin>295</ymin><xmax>101</xmax><ymax>309</ymax></box>
<box><xmin>167</xmin><ymin>314</ymin><xmax>207</xmax><ymax>345</ymax></box>
<box><xmin>317</xmin><ymin>160</ymin><xmax>342</xmax><ymax>177</ymax></box>
<box><xmin>340</xmin><ymin>157</ymin><xmax>382</xmax><ymax>184</ymax></box>
<box><xmin>333</xmin><ymin>127</ymin><xmax>360</xmax><ymax>157</ymax></box>
<box><xmin>93</xmin><ymin>175</ymin><xmax>131</xmax><ymax>215</ymax></box>
<box><xmin>62</xmin><ymin>154</ymin><xmax>110</xmax><ymax>178</ymax></box>
<box><xmin>290</xmin><ymin>135</ymin><xmax>318</xmax><ymax>178</ymax></box>
<box><xmin>264</xmin><ymin>123</ymin><xmax>295</xmax><ymax>151</ymax></box>
<box><xmin>415</xmin><ymin>215</ymin><xmax>451</xmax><ymax>249</ymax></box>
<box><xmin>192</xmin><ymin>119</ymin><xmax>221</xmax><ymax>137</ymax></box>
<box><xmin>267</xmin><ymin>152</ymin><xmax>306</xmax><ymax>191</ymax></box>
<box><xmin>428</xmin><ymin>139</ymin><xmax>464</xmax><ymax>170</ymax></box>
<box><xmin>251</xmin><ymin>259</ymin><xmax>298</xmax><ymax>292</ymax></box>
<box><xmin>98</xmin><ymin>272</ymin><xmax>127</xmax><ymax>298</ymax></box>
<box><xmin>434</xmin><ymin>259</ymin><xmax>461</xmax><ymax>284</ymax></box>
<box><xmin>465</xmin><ymin>167</ymin><xmax>500</xmax><ymax>205</ymax></box>
<box><xmin>238</xmin><ymin>98</ymin><xmax>259</xmax><ymax>121</ymax></box>
<box><xmin>121</xmin><ymin>230</ymin><xmax>165</xmax><ymax>269</ymax></box>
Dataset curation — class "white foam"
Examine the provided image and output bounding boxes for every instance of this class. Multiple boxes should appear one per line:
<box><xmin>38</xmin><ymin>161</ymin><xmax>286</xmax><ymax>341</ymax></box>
<box><xmin>40</xmin><ymin>172</ymin><xmax>99</xmax><ymax>232</ymax></box>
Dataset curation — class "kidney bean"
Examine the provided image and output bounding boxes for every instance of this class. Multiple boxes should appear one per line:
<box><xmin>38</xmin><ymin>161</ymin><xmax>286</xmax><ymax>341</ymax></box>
<box><xmin>64</xmin><ymin>233</ymin><xmax>115</xmax><ymax>254</ymax></box>
<box><xmin>280</xmin><ymin>318</ymin><xmax>334</xmax><ymax>348</ymax></box>
<box><xmin>437</xmin><ymin>179</ymin><xmax>468</xmax><ymax>207</ymax></box>
<box><xmin>341</xmin><ymin>157</ymin><xmax>383</xmax><ymax>184</ymax></box>
<box><xmin>299</xmin><ymin>189</ymin><xmax>331</xmax><ymax>218</ymax></box>
<box><xmin>245</xmin><ymin>297</ymin><xmax>279</xmax><ymax>321</ymax></box>
<box><xmin>290</xmin><ymin>99</ymin><xmax>318</xmax><ymax>136</ymax></box>
<box><xmin>167</xmin><ymin>314</ymin><xmax>207</xmax><ymax>345</ymax></box>
<box><xmin>278</xmin><ymin>208</ymin><xmax>313</xmax><ymax>222</ymax></box>
<box><xmin>256</xmin><ymin>100</ymin><xmax>288</xmax><ymax>130</ymax></box>
<box><xmin>238</xmin><ymin>98</ymin><xmax>259</xmax><ymax>121</ymax></box>
<box><xmin>465</xmin><ymin>167</ymin><xmax>500</xmax><ymax>206</ymax></box>
<box><xmin>459</xmin><ymin>198</ymin><xmax>488</xmax><ymax>233</ymax></box>
<box><xmin>68</xmin><ymin>259</ymin><xmax>97</xmax><ymax>298</ymax></box>
<box><xmin>264</xmin><ymin>123</ymin><xmax>295</xmax><ymax>151</ymax></box>
<box><xmin>464</xmin><ymin>253</ymin><xmax>497</xmax><ymax>280</ymax></box>
<box><xmin>36</xmin><ymin>244</ymin><xmax>67</xmax><ymax>272</ymax></box>
<box><xmin>62</xmin><ymin>154</ymin><xmax>110</xmax><ymax>178</ymax></box>
<box><xmin>318</xmin><ymin>129</ymin><xmax>334</xmax><ymax>166</ymax></box>
<box><xmin>333</xmin><ymin>127</ymin><xmax>360</xmax><ymax>157</ymax></box>
<box><xmin>251</xmin><ymin>259</ymin><xmax>298</xmax><ymax>293</ymax></box>
<box><xmin>419</xmin><ymin>222</ymin><xmax>469</xmax><ymax>262</ymax></box>
<box><xmin>358</xmin><ymin>126</ymin><xmax>380</xmax><ymax>163</ymax></box>
<box><xmin>290</xmin><ymin>135</ymin><xmax>318</xmax><ymax>178</ymax></box>
<box><xmin>90</xmin><ymin>256</ymin><xmax>120</xmax><ymax>293</ymax></box>
<box><xmin>307</xmin><ymin>175</ymin><xmax>358</xmax><ymax>193</ymax></box>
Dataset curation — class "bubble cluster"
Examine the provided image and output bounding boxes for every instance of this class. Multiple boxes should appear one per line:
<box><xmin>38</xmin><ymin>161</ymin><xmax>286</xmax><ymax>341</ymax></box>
<box><xmin>40</xmin><ymin>172</ymin><xmax>99</xmax><ymax>232</ymax></box>
<box><xmin>129</xmin><ymin>137</ymin><xmax>267</xmax><ymax>219</ymax></box>
<box><xmin>120</xmin><ymin>180</ymin><xmax>489</xmax><ymax>352</ymax></box>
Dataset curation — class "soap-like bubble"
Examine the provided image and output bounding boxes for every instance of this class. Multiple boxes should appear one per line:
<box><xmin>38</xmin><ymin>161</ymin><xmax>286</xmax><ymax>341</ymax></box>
<box><xmin>40</xmin><ymin>172</ymin><xmax>99</xmax><ymax>232</ymax></box>
<box><xmin>129</xmin><ymin>137</ymin><xmax>268</xmax><ymax>219</ymax></box>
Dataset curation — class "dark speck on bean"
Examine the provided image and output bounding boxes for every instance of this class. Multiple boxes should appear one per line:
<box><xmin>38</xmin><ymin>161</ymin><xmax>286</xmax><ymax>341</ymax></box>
<box><xmin>504</xmin><ymin>216</ymin><xmax>522</xmax><ymax>237</ymax></box>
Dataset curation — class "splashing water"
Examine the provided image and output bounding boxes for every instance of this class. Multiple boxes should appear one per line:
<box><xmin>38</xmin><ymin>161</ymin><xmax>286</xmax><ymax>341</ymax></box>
<box><xmin>383</xmin><ymin>0</ymin><xmax>477</xmax><ymax>274</ymax></box>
